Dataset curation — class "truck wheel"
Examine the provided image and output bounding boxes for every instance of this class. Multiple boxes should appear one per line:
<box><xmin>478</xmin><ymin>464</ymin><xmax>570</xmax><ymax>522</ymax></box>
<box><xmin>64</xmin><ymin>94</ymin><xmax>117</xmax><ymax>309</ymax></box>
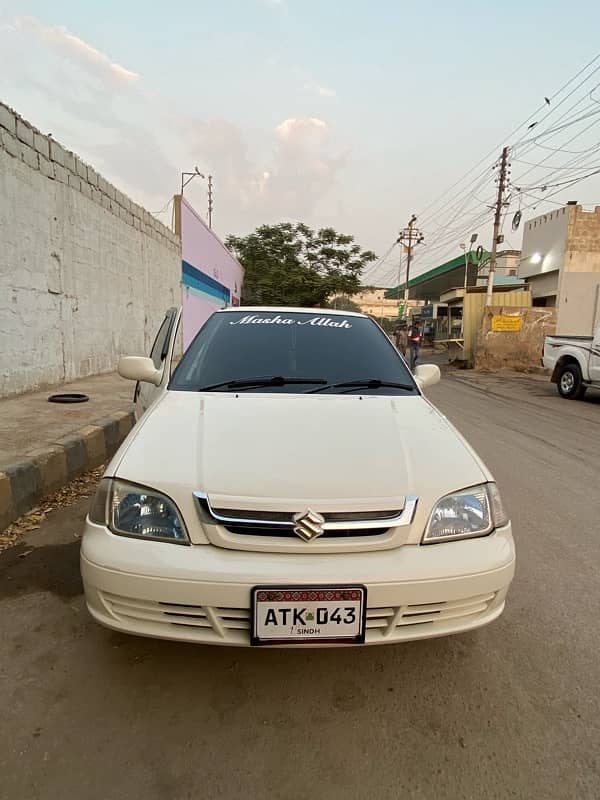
<box><xmin>557</xmin><ymin>363</ymin><xmax>587</xmax><ymax>400</ymax></box>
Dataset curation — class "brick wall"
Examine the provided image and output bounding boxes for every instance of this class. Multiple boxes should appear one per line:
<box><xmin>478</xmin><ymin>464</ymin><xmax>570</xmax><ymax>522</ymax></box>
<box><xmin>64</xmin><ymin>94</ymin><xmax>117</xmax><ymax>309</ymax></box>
<box><xmin>0</xmin><ymin>101</ymin><xmax>182</xmax><ymax>397</ymax></box>
<box><xmin>565</xmin><ymin>205</ymin><xmax>600</xmax><ymax>273</ymax></box>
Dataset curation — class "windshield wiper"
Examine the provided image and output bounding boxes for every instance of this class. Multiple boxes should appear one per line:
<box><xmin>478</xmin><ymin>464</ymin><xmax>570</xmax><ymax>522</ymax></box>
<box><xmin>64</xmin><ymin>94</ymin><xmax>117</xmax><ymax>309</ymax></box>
<box><xmin>306</xmin><ymin>379</ymin><xmax>414</xmax><ymax>394</ymax></box>
<box><xmin>198</xmin><ymin>376</ymin><xmax>328</xmax><ymax>392</ymax></box>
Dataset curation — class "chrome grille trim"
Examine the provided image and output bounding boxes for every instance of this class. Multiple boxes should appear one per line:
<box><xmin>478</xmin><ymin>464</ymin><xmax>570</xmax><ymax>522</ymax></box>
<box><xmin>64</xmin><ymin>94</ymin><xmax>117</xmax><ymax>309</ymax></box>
<box><xmin>220</xmin><ymin>524</ymin><xmax>390</xmax><ymax>539</ymax></box>
<box><xmin>193</xmin><ymin>492</ymin><xmax>418</xmax><ymax>531</ymax></box>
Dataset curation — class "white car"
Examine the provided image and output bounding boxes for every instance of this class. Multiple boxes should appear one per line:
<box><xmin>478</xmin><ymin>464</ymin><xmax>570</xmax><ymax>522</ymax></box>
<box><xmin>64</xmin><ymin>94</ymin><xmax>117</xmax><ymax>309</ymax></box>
<box><xmin>81</xmin><ymin>307</ymin><xmax>515</xmax><ymax>647</ymax></box>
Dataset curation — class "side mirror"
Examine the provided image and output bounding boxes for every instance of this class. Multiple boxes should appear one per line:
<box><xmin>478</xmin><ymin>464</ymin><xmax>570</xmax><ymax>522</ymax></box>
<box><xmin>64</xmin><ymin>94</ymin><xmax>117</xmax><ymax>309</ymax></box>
<box><xmin>118</xmin><ymin>356</ymin><xmax>162</xmax><ymax>386</ymax></box>
<box><xmin>414</xmin><ymin>364</ymin><xmax>441</xmax><ymax>391</ymax></box>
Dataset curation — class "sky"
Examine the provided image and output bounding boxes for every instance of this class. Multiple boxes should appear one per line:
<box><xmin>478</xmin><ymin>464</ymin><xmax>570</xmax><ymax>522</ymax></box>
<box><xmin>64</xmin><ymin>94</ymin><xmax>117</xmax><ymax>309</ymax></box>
<box><xmin>1</xmin><ymin>0</ymin><xmax>600</xmax><ymax>286</ymax></box>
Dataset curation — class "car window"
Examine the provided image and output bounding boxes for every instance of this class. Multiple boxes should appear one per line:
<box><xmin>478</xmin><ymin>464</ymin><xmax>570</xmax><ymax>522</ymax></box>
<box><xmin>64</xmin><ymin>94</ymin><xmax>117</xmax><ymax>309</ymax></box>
<box><xmin>170</xmin><ymin>316</ymin><xmax>184</xmax><ymax>378</ymax></box>
<box><xmin>170</xmin><ymin>310</ymin><xmax>416</xmax><ymax>395</ymax></box>
<box><xmin>149</xmin><ymin>312</ymin><xmax>175</xmax><ymax>369</ymax></box>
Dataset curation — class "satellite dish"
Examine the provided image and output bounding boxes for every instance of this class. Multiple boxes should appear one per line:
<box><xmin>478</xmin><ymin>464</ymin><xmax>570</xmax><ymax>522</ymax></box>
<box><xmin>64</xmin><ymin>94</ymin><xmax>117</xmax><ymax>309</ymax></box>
<box><xmin>512</xmin><ymin>210</ymin><xmax>522</xmax><ymax>232</ymax></box>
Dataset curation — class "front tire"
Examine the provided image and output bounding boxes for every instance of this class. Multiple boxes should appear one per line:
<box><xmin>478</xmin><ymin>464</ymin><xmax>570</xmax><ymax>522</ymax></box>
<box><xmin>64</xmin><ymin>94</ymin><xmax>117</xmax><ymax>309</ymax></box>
<box><xmin>557</xmin><ymin>363</ymin><xmax>587</xmax><ymax>400</ymax></box>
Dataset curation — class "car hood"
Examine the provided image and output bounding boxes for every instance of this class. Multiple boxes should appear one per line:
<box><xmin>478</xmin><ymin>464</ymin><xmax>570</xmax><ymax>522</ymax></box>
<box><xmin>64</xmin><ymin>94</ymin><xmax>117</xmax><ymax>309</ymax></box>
<box><xmin>113</xmin><ymin>391</ymin><xmax>488</xmax><ymax>520</ymax></box>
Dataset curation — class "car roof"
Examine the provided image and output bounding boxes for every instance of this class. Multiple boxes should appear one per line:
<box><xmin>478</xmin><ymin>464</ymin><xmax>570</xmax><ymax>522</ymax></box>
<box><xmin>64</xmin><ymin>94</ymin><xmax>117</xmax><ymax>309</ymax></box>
<box><xmin>216</xmin><ymin>306</ymin><xmax>368</xmax><ymax>318</ymax></box>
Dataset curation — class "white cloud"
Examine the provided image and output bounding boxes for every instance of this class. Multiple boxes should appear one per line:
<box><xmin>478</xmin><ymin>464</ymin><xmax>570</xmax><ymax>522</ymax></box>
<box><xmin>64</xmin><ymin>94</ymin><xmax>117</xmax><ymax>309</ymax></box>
<box><xmin>2</xmin><ymin>15</ymin><xmax>171</xmax><ymax>209</ymax></box>
<box><xmin>264</xmin><ymin>117</ymin><xmax>348</xmax><ymax>218</ymax></box>
<box><xmin>2</xmin><ymin>16</ymin><xmax>349</xmax><ymax>233</ymax></box>
<box><xmin>14</xmin><ymin>16</ymin><xmax>139</xmax><ymax>86</ymax></box>
<box><xmin>183</xmin><ymin>115</ymin><xmax>347</xmax><ymax>224</ymax></box>
<box><xmin>275</xmin><ymin>117</ymin><xmax>328</xmax><ymax>141</ymax></box>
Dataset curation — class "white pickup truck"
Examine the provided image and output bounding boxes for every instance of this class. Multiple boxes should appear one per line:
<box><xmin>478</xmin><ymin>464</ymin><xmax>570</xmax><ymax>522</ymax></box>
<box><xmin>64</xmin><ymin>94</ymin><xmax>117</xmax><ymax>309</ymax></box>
<box><xmin>543</xmin><ymin>325</ymin><xmax>600</xmax><ymax>399</ymax></box>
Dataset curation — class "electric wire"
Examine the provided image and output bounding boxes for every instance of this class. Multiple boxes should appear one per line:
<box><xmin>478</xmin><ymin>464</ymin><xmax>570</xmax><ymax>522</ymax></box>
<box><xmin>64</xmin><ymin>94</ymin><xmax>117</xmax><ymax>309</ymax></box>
<box><xmin>415</xmin><ymin>53</ymin><xmax>600</xmax><ymax>228</ymax></box>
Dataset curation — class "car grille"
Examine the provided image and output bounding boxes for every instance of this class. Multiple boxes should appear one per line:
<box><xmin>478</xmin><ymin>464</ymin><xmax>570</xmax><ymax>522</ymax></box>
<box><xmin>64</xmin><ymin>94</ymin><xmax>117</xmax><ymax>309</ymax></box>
<box><xmin>222</xmin><ymin>524</ymin><xmax>390</xmax><ymax>538</ymax></box>
<box><xmin>194</xmin><ymin>492</ymin><xmax>417</xmax><ymax>542</ymax></box>
<box><xmin>102</xmin><ymin>592</ymin><xmax>250</xmax><ymax>637</ymax></box>
<box><xmin>100</xmin><ymin>591</ymin><xmax>497</xmax><ymax>644</ymax></box>
<box><xmin>365</xmin><ymin>592</ymin><xmax>496</xmax><ymax>636</ymax></box>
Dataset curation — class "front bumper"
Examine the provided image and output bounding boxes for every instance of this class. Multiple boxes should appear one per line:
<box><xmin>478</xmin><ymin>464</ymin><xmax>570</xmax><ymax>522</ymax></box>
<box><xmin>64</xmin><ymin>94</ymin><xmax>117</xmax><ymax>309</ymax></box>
<box><xmin>81</xmin><ymin>521</ymin><xmax>515</xmax><ymax>646</ymax></box>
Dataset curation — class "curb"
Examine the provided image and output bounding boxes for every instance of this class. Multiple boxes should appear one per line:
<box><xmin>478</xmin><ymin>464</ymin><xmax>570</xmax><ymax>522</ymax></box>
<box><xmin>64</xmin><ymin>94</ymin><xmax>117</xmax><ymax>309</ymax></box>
<box><xmin>0</xmin><ymin>410</ymin><xmax>135</xmax><ymax>531</ymax></box>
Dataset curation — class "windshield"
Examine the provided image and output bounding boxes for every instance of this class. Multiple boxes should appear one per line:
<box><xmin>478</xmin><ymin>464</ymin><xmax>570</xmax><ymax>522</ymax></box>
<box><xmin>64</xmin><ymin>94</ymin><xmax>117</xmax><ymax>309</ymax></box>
<box><xmin>170</xmin><ymin>310</ymin><xmax>416</xmax><ymax>395</ymax></box>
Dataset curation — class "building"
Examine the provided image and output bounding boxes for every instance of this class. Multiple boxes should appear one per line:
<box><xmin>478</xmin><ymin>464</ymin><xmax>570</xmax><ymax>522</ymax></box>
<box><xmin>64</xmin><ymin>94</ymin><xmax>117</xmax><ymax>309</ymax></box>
<box><xmin>385</xmin><ymin>249</ymin><xmax>529</xmax><ymax>361</ymax></box>
<box><xmin>347</xmin><ymin>288</ymin><xmax>400</xmax><ymax>318</ymax></box>
<box><xmin>385</xmin><ymin>248</ymin><xmax>522</xmax><ymax>306</ymax></box>
<box><xmin>340</xmin><ymin>287</ymin><xmax>423</xmax><ymax>320</ymax></box>
<box><xmin>174</xmin><ymin>196</ymin><xmax>243</xmax><ymax>349</ymax></box>
<box><xmin>385</xmin><ymin>251</ymin><xmax>486</xmax><ymax>304</ymax></box>
<box><xmin>440</xmin><ymin>285</ymin><xmax>532</xmax><ymax>365</ymax></box>
<box><xmin>518</xmin><ymin>203</ymin><xmax>600</xmax><ymax>334</ymax></box>
<box><xmin>476</xmin><ymin>250</ymin><xmax>521</xmax><ymax>286</ymax></box>
<box><xmin>385</xmin><ymin>250</ymin><xmax>493</xmax><ymax>339</ymax></box>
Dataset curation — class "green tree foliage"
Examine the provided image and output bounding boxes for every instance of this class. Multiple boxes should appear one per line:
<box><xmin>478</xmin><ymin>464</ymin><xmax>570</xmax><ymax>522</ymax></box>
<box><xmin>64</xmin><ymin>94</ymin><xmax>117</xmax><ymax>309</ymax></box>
<box><xmin>324</xmin><ymin>296</ymin><xmax>362</xmax><ymax>313</ymax></box>
<box><xmin>226</xmin><ymin>223</ymin><xmax>377</xmax><ymax>307</ymax></box>
<box><xmin>375</xmin><ymin>316</ymin><xmax>397</xmax><ymax>335</ymax></box>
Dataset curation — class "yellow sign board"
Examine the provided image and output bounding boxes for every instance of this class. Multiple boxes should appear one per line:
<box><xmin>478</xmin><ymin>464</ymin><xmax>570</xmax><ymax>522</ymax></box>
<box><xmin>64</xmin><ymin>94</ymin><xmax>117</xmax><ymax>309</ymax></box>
<box><xmin>491</xmin><ymin>315</ymin><xmax>523</xmax><ymax>332</ymax></box>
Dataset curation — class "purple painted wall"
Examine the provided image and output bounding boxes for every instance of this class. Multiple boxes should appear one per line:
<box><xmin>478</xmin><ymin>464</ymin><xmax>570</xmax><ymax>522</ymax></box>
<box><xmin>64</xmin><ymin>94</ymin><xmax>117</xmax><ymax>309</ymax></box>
<box><xmin>178</xmin><ymin>197</ymin><xmax>243</xmax><ymax>349</ymax></box>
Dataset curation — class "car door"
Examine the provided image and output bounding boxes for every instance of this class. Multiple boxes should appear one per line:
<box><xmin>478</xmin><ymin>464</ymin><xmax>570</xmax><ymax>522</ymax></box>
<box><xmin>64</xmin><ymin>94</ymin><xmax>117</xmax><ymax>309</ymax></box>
<box><xmin>590</xmin><ymin>325</ymin><xmax>600</xmax><ymax>383</ymax></box>
<box><xmin>134</xmin><ymin>307</ymin><xmax>182</xmax><ymax>419</ymax></box>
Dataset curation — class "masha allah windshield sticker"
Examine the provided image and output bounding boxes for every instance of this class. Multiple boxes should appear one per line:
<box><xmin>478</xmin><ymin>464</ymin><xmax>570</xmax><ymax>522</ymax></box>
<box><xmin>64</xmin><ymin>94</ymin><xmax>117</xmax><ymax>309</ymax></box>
<box><xmin>229</xmin><ymin>314</ymin><xmax>352</xmax><ymax>329</ymax></box>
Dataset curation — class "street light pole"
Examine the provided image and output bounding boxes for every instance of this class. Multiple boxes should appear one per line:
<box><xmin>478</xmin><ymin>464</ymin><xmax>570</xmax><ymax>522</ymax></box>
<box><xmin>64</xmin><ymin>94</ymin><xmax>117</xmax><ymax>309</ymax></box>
<box><xmin>181</xmin><ymin>167</ymin><xmax>205</xmax><ymax>196</ymax></box>
<box><xmin>460</xmin><ymin>233</ymin><xmax>478</xmax><ymax>336</ymax></box>
<box><xmin>463</xmin><ymin>232</ymin><xmax>478</xmax><ymax>291</ymax></box>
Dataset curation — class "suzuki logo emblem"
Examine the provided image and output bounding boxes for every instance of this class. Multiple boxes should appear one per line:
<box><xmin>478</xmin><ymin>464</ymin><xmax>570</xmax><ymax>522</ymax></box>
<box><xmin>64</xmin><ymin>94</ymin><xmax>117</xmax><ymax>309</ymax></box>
<box><xmin>293</xmin><ymin>508</ymin><xmax>325</xmax><ymax>542</ymax></box>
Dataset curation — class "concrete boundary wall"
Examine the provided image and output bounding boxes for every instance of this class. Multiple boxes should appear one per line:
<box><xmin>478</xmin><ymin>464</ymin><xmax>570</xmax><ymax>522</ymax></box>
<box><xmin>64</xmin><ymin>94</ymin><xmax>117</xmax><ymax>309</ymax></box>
<box><xmin>0</xmin><ymin>101</ymin><xmax>182</xmax><ymax>397</ymax></box>
<box><xmin>0</xmin><ymin>103</ymin><xmax>179</xmax><ymax>251</ymax></box>
<box><xmin>475</xmin><ymin>306</ymin><xmax>557</xmax><ymax>372</ymax></box>
<box><xmin>556</xmin><ymin>272</ymin><xmax>600</xmax><ymax>335</ymax></box>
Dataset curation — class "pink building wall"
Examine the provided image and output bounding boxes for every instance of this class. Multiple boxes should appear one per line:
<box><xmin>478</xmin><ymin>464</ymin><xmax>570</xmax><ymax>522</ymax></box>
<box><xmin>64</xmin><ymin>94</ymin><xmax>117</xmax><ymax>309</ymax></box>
<box><xmin>178</xmin><ymin>197</ymin><xmax>243</xmax><ymax>349</ymax></box>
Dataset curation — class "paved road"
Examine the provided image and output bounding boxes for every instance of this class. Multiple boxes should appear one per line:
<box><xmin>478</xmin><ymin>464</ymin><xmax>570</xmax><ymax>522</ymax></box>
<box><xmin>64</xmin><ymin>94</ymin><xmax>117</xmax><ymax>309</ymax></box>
<box><xmin>1</xmin><ymin>372</ymin><xmax>599</xmax><ymax>800</ymax></box>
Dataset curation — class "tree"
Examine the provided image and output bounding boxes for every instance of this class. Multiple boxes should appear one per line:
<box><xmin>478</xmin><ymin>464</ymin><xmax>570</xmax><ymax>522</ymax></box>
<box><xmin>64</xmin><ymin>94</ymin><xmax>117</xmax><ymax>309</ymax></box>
<box><xmin>226</xmin><ymin>223</ymin><xmax>376</xmax><ymax>307</ymax></box>
<box><xmin>324</xmin><ymin>296</ymin><xmax>362</xmax><ymax>313</ymax></box>
<box><xmin>374</xmin><ymin>316</ymin><xmax>397</xmax><ymax>336</ymax></box>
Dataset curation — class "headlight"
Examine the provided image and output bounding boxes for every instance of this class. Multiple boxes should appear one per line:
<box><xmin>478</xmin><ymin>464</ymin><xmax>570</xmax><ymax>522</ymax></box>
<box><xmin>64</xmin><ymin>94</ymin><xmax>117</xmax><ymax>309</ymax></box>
<box><xmin>88</xmin><ymin>478</ymin><xmax>189</xmax><ymax>545</ymax></box>
<box><xmin>89</xmin><ymin>478</ymin><xmax>111</xmax><ymax>525</ymax></box>
<box><xmin>422</xmin><ymin>483</ymin><xmax>508</xmax><ymax>544</ymax></box>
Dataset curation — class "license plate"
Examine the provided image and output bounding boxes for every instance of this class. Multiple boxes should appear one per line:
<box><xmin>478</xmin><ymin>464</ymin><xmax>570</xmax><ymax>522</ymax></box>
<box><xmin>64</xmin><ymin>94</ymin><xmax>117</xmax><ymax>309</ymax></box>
<box><xmin>251</xmin><ymin>585</ymin><xmax>367</xmax><ymax>646</ymax></box>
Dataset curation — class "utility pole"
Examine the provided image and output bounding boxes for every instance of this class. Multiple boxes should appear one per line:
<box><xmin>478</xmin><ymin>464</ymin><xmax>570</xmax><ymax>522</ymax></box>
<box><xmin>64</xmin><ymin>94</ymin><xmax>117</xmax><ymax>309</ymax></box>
<box><xmin>181</xmin><ymin>167</ymin><xmax>213</xmax><ymax>228</ymax></box>
<box><xmin>396</xmin><ymin>246</ymin><xmax>403</xmax><ymax>318</ymax></box>
<box><xmin>485</xmin><ymin>146</ymin><xmax>510</xmax><ymax>308</ymax></box>
<box><xmin>397</xmin><ymin>215</ymin><xmax>424</xmax><ymax>318</ymax></box>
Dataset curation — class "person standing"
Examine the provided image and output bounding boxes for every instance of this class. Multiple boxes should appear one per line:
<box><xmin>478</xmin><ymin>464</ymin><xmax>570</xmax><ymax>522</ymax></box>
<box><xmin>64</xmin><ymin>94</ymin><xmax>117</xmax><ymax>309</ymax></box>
<box><xmin>394</xmin><ymin>322</ymin><xmax>408</xmax><ymax>359</ymax></box>
<box><xmin>407</xmin><ymin>319</ymin><xmax>422</xmax><ymax>370</ymax></box>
